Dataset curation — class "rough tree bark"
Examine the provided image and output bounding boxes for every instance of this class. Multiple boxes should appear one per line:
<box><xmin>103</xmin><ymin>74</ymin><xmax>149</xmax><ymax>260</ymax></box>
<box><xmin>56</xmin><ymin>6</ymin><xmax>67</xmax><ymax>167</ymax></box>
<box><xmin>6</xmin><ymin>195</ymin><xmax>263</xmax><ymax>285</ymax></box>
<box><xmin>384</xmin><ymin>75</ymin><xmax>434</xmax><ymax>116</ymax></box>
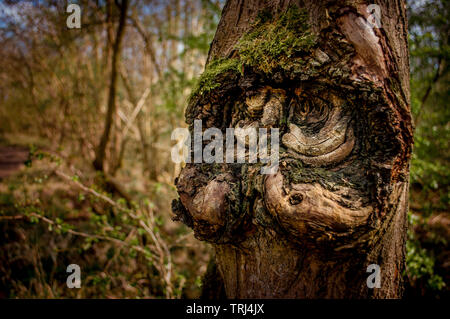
<box><xmin>173</xmin><ymin>0</ymin><xmax>413</xmax><ymax>298</ymax></box>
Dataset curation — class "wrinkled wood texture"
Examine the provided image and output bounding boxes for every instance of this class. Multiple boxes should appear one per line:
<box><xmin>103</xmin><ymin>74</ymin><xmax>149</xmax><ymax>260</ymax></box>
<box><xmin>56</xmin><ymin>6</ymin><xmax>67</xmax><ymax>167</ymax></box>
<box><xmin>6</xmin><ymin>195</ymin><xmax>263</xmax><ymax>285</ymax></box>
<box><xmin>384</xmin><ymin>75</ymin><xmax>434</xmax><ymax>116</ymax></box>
<box><xmin>173</xmin><ymin>0</ymin><xmax>413</xmax><ymax>298</ymax></box>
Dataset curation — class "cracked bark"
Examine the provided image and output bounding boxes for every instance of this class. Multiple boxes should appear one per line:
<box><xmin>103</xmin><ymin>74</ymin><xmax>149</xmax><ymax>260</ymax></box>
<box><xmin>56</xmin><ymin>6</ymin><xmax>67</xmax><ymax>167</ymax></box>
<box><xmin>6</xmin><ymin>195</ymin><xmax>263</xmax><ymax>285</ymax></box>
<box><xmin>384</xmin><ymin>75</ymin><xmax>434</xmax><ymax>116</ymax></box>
<box><xmin>173</xmin><ymin>0</ymin><xmax>413</xmax><ymax>298</ymax></box>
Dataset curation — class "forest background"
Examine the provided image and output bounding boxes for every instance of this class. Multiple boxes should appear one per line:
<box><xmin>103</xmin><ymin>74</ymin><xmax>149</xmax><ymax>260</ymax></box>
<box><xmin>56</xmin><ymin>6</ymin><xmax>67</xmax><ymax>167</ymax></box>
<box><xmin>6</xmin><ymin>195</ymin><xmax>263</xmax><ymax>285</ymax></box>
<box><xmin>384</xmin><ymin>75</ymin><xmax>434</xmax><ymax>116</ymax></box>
<box><xmin>0</xmin><ymin>0</ymin><xmax>448</xmax><ymax>298</ymax></box>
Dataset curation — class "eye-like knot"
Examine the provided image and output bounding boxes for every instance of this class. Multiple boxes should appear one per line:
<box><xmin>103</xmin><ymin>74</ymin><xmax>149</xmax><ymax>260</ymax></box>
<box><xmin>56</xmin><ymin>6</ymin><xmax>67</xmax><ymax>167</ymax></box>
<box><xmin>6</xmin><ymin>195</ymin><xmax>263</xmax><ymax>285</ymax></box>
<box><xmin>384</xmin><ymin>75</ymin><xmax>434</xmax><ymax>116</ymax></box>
<box><xmin>282</xmin><ymin>93</ymin><xmax>355</xmax><ymax>166</ymax></box>
<box><xmin>289</xmin><ymin>193</ymin><xmax>303</xmax><ymax>205</ymax></box>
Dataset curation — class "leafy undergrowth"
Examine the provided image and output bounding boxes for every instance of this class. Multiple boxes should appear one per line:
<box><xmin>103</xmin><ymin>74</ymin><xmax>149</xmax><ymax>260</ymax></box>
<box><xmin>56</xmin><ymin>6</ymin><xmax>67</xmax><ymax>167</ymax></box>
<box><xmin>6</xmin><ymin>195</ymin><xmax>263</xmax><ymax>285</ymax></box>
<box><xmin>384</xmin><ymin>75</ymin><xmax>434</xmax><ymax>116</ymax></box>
<box><xmin>405</xmin><ymin>187</ymin><xmax>449</xmax><ymax>298</ymax></box>
<box><xmin>0</xmin><ymin>147</ymin><xmax>211</xmax><ymax>298</ymax></box>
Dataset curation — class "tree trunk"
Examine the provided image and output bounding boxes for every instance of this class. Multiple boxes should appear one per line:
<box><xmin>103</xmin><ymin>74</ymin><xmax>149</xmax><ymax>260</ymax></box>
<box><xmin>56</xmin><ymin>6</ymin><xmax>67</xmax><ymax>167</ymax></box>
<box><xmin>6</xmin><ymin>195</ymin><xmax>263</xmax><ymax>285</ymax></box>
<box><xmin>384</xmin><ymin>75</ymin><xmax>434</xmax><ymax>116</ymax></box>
<box><xmin>173</xmin><ymin>0</ymin><xmax>413</xmax><ymax>298</ymax></box>
<box><xmin>94</xmin><ymin>0</ymin><xmax>129</xmax><ymax>172</ymax></box>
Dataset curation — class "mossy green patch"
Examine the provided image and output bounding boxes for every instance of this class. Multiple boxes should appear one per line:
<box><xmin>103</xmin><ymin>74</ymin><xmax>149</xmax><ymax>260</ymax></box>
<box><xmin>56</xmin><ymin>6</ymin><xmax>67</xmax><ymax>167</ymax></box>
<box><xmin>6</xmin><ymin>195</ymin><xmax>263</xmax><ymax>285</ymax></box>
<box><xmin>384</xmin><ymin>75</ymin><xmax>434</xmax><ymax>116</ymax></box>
<box><xmin>190</xmin><ymin>6</ymin><xmax>316</xmax><ymax>100</ymax></box>
<box><xmin>190</xmin><ymin>58</ymin><xmax>241</xmax><ymax>99</ymax></box>
<box><xmin>236</xmin><ymin>6</ymin><xmax>316</xmax><ymax>74</ymax></box>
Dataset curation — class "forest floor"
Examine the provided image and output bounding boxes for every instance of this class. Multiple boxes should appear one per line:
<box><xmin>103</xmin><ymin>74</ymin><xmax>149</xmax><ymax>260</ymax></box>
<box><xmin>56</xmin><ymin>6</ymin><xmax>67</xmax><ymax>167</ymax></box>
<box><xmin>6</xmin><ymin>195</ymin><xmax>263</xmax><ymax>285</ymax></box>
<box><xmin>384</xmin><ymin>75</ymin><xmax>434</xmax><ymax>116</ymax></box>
<box><xmin>0</xmin><ymin>142</ymin><xmax>210</xmax><ymax>298</ymax></box>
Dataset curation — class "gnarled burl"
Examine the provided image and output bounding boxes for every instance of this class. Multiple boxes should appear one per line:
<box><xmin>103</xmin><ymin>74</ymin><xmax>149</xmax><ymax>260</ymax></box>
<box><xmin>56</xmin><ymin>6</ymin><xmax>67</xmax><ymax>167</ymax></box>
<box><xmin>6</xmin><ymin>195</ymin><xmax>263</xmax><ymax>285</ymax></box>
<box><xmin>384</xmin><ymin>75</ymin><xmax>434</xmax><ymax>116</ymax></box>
<box><xmin>172</xmin><ymin>0</ymin><xmax>413</xmax><ymax>298</ymax></box>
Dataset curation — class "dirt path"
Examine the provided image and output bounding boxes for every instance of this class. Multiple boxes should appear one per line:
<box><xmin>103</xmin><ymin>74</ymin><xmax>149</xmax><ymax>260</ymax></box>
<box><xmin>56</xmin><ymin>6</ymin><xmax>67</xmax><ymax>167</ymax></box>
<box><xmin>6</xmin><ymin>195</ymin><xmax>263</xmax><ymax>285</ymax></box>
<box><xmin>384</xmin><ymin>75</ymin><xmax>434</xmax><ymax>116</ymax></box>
<box><xmin>0</xmin><ymin>146</ymin><xmax>29</xmax><ymax>179</ymax></box>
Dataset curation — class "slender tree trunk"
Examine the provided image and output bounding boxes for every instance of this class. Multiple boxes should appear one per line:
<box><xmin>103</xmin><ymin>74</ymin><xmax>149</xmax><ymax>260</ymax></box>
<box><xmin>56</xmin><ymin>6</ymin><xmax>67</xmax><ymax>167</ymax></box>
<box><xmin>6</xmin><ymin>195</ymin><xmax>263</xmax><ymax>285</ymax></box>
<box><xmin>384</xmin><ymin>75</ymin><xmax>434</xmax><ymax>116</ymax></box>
<box><xmin>173</xmin><ymin>0</ymin><xmax>413</xmax><ymax>298</ymax></box>
<box><xmin>94</xmin><ymin>0</ymin><xmax>129</xmax><ymax>172</ymax></box>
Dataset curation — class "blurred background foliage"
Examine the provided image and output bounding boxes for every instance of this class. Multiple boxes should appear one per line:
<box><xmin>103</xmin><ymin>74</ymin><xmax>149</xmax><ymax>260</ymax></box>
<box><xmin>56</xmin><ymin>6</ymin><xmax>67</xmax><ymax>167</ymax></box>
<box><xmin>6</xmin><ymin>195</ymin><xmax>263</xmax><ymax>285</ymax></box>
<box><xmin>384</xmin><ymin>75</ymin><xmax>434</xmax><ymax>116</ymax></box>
<box><xmin>407</xmin><ymin>0</ymin><xmax>449</xmax><ymax>298</ymax></box>
<box><xmin>0</xmin><ymin>0</ymin><xmax>448</xmax><ymax>298</ymax></box>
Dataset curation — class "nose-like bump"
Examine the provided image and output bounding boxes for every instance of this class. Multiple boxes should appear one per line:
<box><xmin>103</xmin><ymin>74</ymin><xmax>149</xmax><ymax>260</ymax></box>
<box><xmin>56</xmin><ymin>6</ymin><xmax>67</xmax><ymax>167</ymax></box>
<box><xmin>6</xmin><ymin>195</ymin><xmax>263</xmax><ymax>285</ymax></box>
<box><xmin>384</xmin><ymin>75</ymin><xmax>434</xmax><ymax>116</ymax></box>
<box><xmin>176</xmin><ymin>166</ymin><xmax>233</xmax><ymax>240</ymax></box>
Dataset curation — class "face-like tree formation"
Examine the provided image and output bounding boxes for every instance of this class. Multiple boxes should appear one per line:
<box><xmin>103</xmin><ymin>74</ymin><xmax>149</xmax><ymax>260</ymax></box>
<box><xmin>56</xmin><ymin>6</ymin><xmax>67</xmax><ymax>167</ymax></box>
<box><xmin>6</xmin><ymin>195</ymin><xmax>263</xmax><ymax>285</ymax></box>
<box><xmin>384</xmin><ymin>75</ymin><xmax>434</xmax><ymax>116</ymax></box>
<box><xmin>173</xmin><ymin>2</ymin><xmax>413</xmax><ymax>298</ymax></box>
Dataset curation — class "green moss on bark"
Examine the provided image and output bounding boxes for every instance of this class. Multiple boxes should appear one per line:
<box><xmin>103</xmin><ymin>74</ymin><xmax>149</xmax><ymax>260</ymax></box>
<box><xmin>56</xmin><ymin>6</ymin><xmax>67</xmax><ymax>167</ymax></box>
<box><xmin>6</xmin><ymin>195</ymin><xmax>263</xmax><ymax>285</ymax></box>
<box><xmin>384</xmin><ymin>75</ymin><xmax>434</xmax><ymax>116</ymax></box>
<box><xmin>190</xmin><ymin>58</ymin><xmax>241</xmax><ymax>99</ymax></box>
<box><xmin>190</xmin><ymin>6</ymin><xmax>316</xmax><ymax>99</ymax></box>
<box><xmin>236</xmin><ymin>6</ymin><xmax>316</xmax><ymax>74</ymax></box>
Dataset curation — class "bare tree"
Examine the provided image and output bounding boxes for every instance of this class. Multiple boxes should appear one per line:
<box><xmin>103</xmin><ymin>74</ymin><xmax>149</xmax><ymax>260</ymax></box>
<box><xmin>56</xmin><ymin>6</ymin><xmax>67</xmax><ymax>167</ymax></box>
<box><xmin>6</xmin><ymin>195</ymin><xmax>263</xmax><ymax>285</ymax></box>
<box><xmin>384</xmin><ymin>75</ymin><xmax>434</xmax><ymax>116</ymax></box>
<box><xmin>94</xmin><ymin>0</ymin><xmax>129</xmax><ymax>172</ymax></box>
